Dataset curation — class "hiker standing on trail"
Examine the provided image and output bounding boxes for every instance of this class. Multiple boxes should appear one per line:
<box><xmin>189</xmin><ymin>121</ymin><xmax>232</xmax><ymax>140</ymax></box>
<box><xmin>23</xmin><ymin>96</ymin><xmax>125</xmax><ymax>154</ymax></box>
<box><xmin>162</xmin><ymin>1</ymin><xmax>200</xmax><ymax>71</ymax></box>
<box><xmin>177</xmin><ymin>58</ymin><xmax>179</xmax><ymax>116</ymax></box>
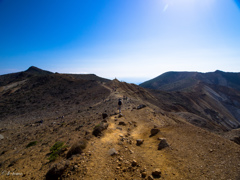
<box><xmin>118</xmin><ymin>98</ymin><xmax>122</xmax><ymax>114</ymax></box>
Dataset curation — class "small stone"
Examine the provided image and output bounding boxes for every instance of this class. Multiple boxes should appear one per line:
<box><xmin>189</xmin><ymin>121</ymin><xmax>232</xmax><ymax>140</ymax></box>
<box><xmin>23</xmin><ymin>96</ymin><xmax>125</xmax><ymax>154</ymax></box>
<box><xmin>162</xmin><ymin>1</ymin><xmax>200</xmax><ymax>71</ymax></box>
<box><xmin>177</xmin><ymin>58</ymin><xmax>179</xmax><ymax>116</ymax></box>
<box><xmin>137</xmin><ymin>104</ymin><xmax>146</xmax><ymax>110</ymax></box>
<box><xmin>119</xmin><ymin>121</ymin><xmax>126</xmax><ymax>126</ymax></box>
<box><xmin>152</xmin><ymin>169</ymin><xmax>161</xmax><ymax>178</ymax></box>
<box><xmin>0</xmin><ymin>134</ymin><xmax>4</xmax><ymax>140</ymax></box>
<box><xmin>150</xmin><ymin>128</ymin><xmax>160</xmax><ymax>137</ymax></box>
<box><xmin>109</xmin><ymin>148</ymin><xmax>118</xmax><ymax>156</ymax></box>
<box><xmin>102</xmin><ymin>113</ymin><xmax>108</xmax><ymax>119</ymax></box>
<box><xmin>136</xmin><ymin>139</ymin><xmax>144</xmax><ymax>146</ymax></box>
<box><xmin>132</xmin><ymin>160</ymin><xmax>137</xmax><ymax>167</ymax></box>
<box><xmin>158</xmin><ymin>138</ymin><xmax>169</xmax><ymax>150</ymax></box>
<box><xmin>102</xmin><ymin>119</ymin><xmax>107</xmax><ymax>123</ymax></box>
<box><xmin>147</xmin><ymin>175</ymin><xmax>154</xmax><ymax>180</ymax></box>
<box><xmin>141</xmin><ymin>172</ymin><xmax>147</xmax><ymax>178</ymax></box>
<box><xmin>129</xmin><ymin>150</ymin><xmax>134</xmax><ymax>154</ymax></box>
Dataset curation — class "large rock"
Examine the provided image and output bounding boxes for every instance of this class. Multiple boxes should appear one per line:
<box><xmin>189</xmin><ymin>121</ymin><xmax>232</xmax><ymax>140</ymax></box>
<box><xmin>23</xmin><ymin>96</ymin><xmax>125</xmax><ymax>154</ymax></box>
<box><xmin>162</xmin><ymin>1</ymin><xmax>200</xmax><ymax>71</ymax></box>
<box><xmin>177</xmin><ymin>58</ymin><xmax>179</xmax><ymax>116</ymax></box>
<box><xmin>137</xmin><ymin>104</ymin><xmax>146</xmax><ymax>110</ymax></box>
<box><xmin>132</xmin><ymin>159</ymin><xmax>137</xmax><ymax>167</ymax></box>
<box><xmin>109</xmin><ymin>148</ymin><xmax>118</xmax><ymax>156</ymax></box>
<box><xmin>150</xmin><ymin>128</ymin><xmax>160</xmax><ymax>137</ymax></box>
<box><xmin>66</xmin><ymin>141</ymin><xmax>87</xmax><ymax>159</ymax></box>
<box><xmin>147</xmin><ymin>175</ymin><xmax>154</xmax><ymax>180</ymax></box>
<box><xmin>158</xmin><ymin>138</ymin><xmax>169</xmax><ymax>150</ymax></box>
<box><xmin>152</xmin><ymin>169</ymin><xmax>161</xmax><ymax>178</ymax></box>
<box><xmin>92</xmin><ymin>122</ymin><xmax>108</xmax><ymax>137</ymax></box>
<box><xmin>46</xmin><ymin>161</ymin><xmax>69</xmax><ymax>180</ymax></box>
<box><xmin>231</xmin><ymin>136</ymin><xmax>240</xmax><ymax>145</ymax></box>
<box><xmin>136</xmin><ymin>139</ymin><xmax>144</xmax><ymax>146</ymax></box>
<box><xmin>102</xmin><ymin>113</ymin><xmax>108</xmax><ymax>119</ymax></box>
<box><xmin>141</xmin><ymin>172</ymin><xmax>147</xmax><ymax>178</ymax></box>
<box><xmin>118</xmin><ymin>121</ymin><xmax>126</xmax><ymax>126</ymax></box>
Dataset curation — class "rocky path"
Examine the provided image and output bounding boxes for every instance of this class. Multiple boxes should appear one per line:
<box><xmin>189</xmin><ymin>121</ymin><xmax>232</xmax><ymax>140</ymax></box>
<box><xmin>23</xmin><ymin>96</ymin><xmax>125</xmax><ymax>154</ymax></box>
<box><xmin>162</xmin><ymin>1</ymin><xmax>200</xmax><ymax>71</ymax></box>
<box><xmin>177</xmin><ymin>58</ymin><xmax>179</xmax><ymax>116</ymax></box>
<box><xmin>66</xmin><ymin>104</ymin><xmax>240</xmax><ymax>180</ymax></box>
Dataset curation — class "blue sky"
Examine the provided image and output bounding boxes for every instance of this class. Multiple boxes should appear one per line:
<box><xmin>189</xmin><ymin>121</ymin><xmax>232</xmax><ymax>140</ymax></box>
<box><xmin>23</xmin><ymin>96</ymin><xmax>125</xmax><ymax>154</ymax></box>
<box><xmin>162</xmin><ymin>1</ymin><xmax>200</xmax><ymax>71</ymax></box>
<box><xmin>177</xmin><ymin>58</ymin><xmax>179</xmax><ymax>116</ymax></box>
<box><xmin>0</xmin><ymin>0</ymin><xmax>240</xmax><ymax>83</ymax></box>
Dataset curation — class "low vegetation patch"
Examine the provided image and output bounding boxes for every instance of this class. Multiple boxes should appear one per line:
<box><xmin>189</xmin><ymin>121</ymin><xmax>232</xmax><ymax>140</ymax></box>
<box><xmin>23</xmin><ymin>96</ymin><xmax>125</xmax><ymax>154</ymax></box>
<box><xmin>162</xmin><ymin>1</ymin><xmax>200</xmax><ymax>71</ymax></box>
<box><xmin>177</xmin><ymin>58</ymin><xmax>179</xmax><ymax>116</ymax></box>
<box><xmin>26</xmin><ymin>141</ymin><xmax>37</xmax><ymax>148</ymax></box>
<box><xmin>48</xmin><ymin>141</ymin><xmax>67</xmax><ymax>162</ymax></box>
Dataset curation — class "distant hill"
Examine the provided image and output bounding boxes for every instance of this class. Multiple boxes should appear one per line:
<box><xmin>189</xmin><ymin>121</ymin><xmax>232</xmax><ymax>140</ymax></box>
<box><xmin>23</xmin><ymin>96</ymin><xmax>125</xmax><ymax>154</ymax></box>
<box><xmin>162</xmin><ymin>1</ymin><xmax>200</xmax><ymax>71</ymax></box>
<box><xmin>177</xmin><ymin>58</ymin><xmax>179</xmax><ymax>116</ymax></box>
<box><xmin>139</xmin><ymin>70</ymin><xmax>240</xmax><ymax>130</ymax></box>
<box><xmin>0</xmin><ymin>66</ymin><xmax>111</xmax><ymax>118</ymax></box>
<box><xmin>0</xmin><ymin>66</ymin><xmax>52</xmax><ymax>86</ymax></box>
<box><xmin>0</xmin><ymin>66</ymin><xmax>110</xmax><ymax>86</ymax></box>
<box><xmin>140</xmin><ymin>70</ymin><xmax>240</xmax><ymax>92</ymax></box>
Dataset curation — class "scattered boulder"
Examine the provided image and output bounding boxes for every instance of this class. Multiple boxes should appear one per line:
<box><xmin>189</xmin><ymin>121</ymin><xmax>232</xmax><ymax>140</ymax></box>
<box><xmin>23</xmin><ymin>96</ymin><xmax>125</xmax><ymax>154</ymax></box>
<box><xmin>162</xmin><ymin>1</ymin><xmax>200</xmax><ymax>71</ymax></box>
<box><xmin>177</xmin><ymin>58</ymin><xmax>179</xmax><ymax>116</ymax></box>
<box><xmin>102</xmin><ymin>119</ymin><xmax>107</xmax><ymax>123</ymax></box>
<box><xmin>231</xmin><ymin>136</ymin><xmax>240</xmax><ymax>145</ymax></box>
<box><xmin>132</xmin><ymin>160</ymin><xmax>137</xmax><ymax>167</ymax></box>
<box><xmin>85</xmin><ymin>131</ymin><xmax>90</xmax><ymax>135</ymax></box>
<box><xmin>109</xmin><ymin>148</ymin><xmax>118</xmax><ymax>156</ymax></box>
<box><xmin>0</xmin><ymin>128</ymin><xmax>7</xmax><ymax>133</ymax></box>
<box><xmin>0</xmin><ymin>134</ymin><xmax>4</xmax><ymax>140</ymax></box>
<box><xmin>35</xmin><ymin>120</ymin><xmax>43</xmax><ymax>124</ymax></box>
<box><xmin>152</xmin><ymin>169</ymin><xmax>161</xmax><ymax>178</ymax></box>
<box><xmin>118</xmin><ymin>114</ymin><xmax>123</xmax><ymax>118</ymax></box>
<box><xmin>147</xmin><ymin>175</ymin><xmax>154</xmax><ymax>180</ymax></box>
<box><xmin>118</xmin><ymin>121</ymin><xmax>127</xmax><ymax>126</ymax></box>
<box><xmin>66</xmin><ymin>141</ymin><xmax>87</xmax><ymax>159</ymax></box>
<box><xmin>102</xmin><ymin>113</ymin><xmax>108</xmax><ymax>119</ymax></box>
<box><xmin>136</xmin><ymin>139</ymin><xmax>144</xmax><ymax>146</ymax></box>
<box><xmin>137</xmin><ymin>104</ymin><xmax>146</xmax><ymax>110</ymax></box>
<box><xmin>92</xmin><ymin>122</ymin><xmax>108</xmax><ymax>137</ymax></box>
<box><xmin>46</xmin><ymin>161</ymin><xmax>69</xmax><ymax>180</ymax></box>
<box><xmin>150</xmin><ymin>128</ymin><xmax>160</xmax><ymax>137</ymax></box>
<box><xmin>141</xmin><ymin>172</ymin><xmax>147</xmax><ymax>178</ymax></box>
<box><xmin>158</xmin><ymin>138</ymin><xmax>169</xmax><ymax>150</ymax></box>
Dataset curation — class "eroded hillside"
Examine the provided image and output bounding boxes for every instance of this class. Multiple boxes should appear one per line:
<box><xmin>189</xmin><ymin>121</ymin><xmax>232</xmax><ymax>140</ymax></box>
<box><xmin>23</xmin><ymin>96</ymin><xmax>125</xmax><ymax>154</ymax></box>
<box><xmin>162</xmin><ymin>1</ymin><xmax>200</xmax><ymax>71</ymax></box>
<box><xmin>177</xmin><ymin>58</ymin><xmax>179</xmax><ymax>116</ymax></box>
<box><xmin>0</xmin><ymin>69</ymin><xmax>240</xmax><ymax>179</ymax></box>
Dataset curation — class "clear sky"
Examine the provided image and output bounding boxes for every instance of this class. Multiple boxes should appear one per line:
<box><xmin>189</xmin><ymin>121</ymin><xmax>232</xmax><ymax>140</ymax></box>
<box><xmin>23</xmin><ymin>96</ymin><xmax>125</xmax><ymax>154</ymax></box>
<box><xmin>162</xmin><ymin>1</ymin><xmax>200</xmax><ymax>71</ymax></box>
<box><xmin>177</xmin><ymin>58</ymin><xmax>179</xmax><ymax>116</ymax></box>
<box><xmin>0</xmin><ymin>0</ymin><xmax>240</xmax><ymax>84</ymax></box>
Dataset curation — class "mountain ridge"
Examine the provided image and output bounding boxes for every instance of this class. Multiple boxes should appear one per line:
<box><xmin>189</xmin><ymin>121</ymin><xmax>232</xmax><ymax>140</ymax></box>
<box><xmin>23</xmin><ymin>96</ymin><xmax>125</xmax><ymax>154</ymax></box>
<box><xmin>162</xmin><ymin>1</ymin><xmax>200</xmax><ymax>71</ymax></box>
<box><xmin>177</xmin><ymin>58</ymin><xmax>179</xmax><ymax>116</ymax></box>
<box><xmin>140</xmin><ymin>70</ymin><xmax>240</xmax><ymax>91</ymax></box>
<box><xmin>0</xmin><ymin>67</ymin><xmax>240</xmax><ymax>179</ymax></box>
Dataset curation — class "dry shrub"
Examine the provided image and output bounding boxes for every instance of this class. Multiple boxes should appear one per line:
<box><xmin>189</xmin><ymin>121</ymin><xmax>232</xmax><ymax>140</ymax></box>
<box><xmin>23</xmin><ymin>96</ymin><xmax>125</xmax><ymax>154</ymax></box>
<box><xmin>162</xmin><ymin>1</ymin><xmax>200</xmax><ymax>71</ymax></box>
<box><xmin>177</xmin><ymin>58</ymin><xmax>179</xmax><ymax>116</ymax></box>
<box><xmin>66</xmin><ymin>140</ymin><xmax>87</xmax><ymax>159</ymax></box>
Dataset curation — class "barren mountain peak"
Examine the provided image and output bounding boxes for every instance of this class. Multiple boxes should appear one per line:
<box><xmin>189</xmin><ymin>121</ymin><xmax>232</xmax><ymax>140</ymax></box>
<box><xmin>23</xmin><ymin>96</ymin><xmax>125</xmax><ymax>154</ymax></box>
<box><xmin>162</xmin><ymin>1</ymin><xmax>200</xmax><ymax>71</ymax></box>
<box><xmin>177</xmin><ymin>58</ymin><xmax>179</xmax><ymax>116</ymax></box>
<box><xmin>25</xmin><ymin>66</ymin><xmax>53</xmax><ymax>75</ymax></box>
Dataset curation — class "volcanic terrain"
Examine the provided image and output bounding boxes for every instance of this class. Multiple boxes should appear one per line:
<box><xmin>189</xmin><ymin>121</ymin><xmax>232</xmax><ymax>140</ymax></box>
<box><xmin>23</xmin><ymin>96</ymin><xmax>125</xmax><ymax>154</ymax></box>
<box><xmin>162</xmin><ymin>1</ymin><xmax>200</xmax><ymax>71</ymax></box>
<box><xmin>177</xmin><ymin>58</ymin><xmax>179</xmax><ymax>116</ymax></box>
<box><xmin>0</xmin><ymin>67</ymin><xmax>239</xmax><ymax>180</ymax></box>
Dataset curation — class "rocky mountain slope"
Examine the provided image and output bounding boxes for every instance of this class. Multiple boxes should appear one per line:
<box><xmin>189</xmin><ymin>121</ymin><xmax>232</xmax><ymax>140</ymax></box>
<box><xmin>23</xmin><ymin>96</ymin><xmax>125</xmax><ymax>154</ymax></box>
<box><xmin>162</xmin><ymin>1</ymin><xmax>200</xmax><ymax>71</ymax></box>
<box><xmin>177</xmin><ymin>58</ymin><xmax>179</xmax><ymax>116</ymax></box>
<box><xmin>140</xmin><ymin>70</ymin><xmax>240</xmax><ymax>92</ymax></box>
<box><xmin>140</xmin><ymin>71</ymin><xmax>240</xmax><ymax>131</ymax></box>
<box><xmin>0</xmin><ymin>67</ymin><xmax>239</xmax><ymax>179</ymax></box>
